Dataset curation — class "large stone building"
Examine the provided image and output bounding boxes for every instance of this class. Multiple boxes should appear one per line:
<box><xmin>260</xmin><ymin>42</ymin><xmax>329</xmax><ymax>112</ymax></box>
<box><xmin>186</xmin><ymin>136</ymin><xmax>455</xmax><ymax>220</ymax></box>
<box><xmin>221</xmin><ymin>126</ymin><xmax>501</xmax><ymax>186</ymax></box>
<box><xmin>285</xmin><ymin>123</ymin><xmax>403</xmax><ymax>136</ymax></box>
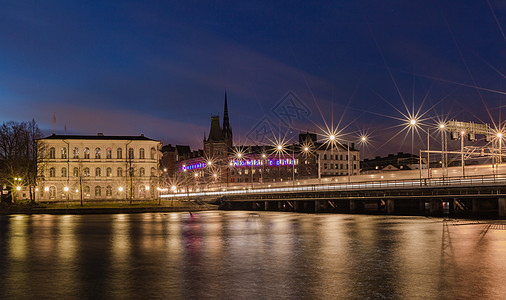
<box><xmin>37</xmin><ymin>133</ymin><xmax>162</xmax><ymax>202</ymax></box>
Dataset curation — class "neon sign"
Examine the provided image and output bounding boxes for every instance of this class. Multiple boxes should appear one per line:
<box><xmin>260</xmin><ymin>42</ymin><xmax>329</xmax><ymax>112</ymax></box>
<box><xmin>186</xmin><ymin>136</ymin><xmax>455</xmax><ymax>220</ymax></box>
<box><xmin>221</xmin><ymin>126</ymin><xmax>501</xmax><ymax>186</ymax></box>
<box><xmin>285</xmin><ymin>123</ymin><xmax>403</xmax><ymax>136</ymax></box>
<box><xmin>181</xmin><ymin>162</ymin><xmax>206</xmax><ymax>171</ymax></box>
<box><xmin>231</xmin><ymin>159</ymin><xmax>296</xmax><ymax>167</ymax></box>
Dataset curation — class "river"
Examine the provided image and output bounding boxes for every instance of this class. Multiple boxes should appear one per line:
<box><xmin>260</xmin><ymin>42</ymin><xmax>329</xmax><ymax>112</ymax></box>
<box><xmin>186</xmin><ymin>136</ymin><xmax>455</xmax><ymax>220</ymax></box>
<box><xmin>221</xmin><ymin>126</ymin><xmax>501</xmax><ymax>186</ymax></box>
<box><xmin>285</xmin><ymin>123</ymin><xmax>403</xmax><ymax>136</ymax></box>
<box><xmin>1</xmin><ymin>211</ymin><xmax>506</xmax><ymax>299</ymax></box>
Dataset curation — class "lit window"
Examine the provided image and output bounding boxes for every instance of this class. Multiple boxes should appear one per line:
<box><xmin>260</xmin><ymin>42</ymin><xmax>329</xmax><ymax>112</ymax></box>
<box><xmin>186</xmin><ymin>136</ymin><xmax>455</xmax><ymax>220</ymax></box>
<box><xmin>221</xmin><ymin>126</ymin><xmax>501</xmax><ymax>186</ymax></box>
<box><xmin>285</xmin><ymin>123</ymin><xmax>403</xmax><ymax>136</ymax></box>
<box><xmin>61</xmin><ymin>147</ymin><xmax>67</xmax><ymax>159</ymax></box>
<box><xmin>73</xmin><ymin>147</ymin><xmax>79</xmax><ymax>159</ymax></box>
<box><xmin>106</xmin><ymin>148</ymin><xmax>112</xmax><ymax>159</ymax></box>
<box><xmin>139</xmin><ymin>185</ymin><xmax>146</xmax><ymax>198</ymax></box>
<box><xmin>139</xmin><ymin>167</ymin><xmax>145</xmax><ymax>177</ymax></box>
<box><xmin>84</xmin><ymin>147</ymin><xmax>90</xmax><ymax>159</ymax></box>
<box><xmin>95</xmin><ymin>148</ymin><xmax>101</xmax><ymax>159</ymax></box>
<box><xmin>106</xmin><ymin>167</ymin><xmax>112</xmax><ymax>177</ymax></box>
<box><xmin>83</xmin><ymin>168</ymin><xmax>90</xmax><ymax>177</ymax></box>
<box><xmin>73</xmin><ymin>167</ymin><xmax>79</xmax><ymax>177</ymax></box>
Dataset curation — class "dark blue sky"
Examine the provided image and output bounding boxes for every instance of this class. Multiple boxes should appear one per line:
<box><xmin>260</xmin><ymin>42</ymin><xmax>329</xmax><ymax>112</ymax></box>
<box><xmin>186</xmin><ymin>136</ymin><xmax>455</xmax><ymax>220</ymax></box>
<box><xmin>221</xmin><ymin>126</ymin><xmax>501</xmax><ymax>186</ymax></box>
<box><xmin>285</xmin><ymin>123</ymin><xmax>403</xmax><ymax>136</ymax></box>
<box><xmin>1</xmin><ymin>1</ymin><xmax>505</xmax><ymax>157</ymax></box>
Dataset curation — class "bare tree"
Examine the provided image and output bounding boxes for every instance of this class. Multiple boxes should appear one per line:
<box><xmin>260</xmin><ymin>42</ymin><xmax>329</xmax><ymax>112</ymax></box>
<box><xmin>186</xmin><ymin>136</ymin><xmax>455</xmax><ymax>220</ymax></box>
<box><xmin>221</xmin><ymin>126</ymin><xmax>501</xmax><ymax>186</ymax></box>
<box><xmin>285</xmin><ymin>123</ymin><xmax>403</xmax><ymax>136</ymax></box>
<box><xmin>0</xmin><ymin>120</ymin><xmax>42</xmax><ymax>203</ymax></box>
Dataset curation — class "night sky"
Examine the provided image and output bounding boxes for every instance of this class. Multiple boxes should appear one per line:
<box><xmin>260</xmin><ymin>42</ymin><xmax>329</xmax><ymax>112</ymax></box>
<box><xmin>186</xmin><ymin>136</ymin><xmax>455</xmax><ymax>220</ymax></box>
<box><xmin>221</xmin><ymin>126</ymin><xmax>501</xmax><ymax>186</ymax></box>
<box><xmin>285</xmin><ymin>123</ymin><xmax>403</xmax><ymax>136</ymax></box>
<box><xmin>1</xmin><ymin>1</ymin><xmax>505</xmax><ymax>158</ymax></box>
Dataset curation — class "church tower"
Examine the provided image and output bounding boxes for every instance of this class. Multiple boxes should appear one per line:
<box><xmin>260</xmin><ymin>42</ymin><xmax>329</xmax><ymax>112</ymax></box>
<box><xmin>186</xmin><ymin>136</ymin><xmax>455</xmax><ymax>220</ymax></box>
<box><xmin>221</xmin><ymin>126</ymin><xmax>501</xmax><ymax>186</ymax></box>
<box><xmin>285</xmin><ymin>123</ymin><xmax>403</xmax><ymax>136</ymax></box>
<box><xmin>203</xmin><ymin>92</ymin><xmax>233</xmax><ymax>159</ymax></box>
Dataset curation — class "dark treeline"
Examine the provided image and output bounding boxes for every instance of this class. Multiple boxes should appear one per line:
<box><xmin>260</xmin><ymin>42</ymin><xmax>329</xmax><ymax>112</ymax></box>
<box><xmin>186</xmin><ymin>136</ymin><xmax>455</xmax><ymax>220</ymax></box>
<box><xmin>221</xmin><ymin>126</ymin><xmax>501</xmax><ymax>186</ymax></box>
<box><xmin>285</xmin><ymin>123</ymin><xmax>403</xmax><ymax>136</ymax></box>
<box><xmin>0</xmin><ymin>120</ymin><xmax>43</xmax><ymax>203</ymax></box>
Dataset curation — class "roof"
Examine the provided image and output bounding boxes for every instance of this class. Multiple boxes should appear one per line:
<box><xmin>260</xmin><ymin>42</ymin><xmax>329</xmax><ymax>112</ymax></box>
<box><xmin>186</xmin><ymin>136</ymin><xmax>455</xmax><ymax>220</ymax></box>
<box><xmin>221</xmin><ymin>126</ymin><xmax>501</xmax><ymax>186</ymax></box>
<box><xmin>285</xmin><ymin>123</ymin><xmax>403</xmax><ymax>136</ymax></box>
<box><xmin>38</xmin><ymin>134</ymin><xmax>159</xmax><ymax>142</ymax></box>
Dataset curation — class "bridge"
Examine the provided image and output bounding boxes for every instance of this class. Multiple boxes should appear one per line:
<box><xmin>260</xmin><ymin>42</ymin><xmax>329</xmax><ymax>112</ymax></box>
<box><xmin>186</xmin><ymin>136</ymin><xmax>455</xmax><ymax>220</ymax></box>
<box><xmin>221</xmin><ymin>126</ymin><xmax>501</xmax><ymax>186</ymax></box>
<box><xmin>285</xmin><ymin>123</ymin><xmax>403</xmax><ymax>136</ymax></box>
<box><xmin>161</xmin><ymin>164</ymin><xmax>506</xmax><ymax>217</ymax></box>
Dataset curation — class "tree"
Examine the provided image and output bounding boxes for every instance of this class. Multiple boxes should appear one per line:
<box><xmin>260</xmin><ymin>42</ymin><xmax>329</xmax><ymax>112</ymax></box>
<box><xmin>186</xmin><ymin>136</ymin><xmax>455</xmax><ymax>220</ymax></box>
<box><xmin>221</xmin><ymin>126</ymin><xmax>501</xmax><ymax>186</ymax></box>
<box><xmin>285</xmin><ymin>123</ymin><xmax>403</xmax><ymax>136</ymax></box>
<box><xmin>0</xmin><ymin>120</ymin><xmax>43</xmax><ymax>203</ymax></box>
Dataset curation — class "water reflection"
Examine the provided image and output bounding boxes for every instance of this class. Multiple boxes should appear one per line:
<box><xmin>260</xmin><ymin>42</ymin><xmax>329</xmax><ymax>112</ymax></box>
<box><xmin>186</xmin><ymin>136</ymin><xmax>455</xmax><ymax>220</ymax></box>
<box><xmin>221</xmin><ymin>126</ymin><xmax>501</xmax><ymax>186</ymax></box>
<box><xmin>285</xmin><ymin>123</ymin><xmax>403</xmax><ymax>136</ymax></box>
<box><xmin>0</xmin><ymin>212</ymin><xmax>506</xmax><ymax>298</ymax></box>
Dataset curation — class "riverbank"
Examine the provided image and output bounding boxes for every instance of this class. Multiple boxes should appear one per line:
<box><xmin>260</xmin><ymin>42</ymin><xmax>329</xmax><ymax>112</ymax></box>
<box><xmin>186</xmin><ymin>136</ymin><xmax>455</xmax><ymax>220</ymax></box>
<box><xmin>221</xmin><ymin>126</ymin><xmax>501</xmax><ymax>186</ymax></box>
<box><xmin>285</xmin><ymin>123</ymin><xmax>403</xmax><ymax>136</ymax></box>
<box><xmin>0</xmin><ymin>201</ymin><xmax>217</xmax><ymax>215</ymax></box>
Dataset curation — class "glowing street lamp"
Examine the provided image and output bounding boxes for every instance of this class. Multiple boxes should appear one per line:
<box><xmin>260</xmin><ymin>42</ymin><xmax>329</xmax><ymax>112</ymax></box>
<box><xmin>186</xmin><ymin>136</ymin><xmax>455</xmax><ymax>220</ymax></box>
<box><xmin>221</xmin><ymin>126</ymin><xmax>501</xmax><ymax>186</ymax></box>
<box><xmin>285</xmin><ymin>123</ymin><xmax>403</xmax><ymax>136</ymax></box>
<box><xmin>118</xmin><ymin>187</ymin><xmax>124</xmax><ymax>192</ymax></box>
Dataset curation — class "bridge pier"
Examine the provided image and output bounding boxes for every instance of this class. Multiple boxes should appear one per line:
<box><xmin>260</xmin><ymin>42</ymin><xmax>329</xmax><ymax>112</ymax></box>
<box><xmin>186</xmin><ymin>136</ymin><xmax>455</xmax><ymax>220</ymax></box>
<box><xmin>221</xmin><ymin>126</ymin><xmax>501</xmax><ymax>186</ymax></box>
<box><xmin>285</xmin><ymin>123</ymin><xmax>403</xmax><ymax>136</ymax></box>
<box><xmin>472</xmin><ymin>199</ymin><xmax>480</xmax><ymax>215</ymax></box>
<box><xmin>430</xmin><ymin>199</ymin><xmax>441</xmax><ymax>216</ymax></box>
<box><xmin>265</xmin><ymin>201</ymin><xmax>269</xmax><ymax>211</ymax></box>
<box><xmin>499</xmin><ymin>198</ymin><xmax>506</xmax><ymax>217</ymax></box>
<box><xmin>386</xmin><ymin>199</ymin><xmax>395</xmax><ymax>215</ymax></box>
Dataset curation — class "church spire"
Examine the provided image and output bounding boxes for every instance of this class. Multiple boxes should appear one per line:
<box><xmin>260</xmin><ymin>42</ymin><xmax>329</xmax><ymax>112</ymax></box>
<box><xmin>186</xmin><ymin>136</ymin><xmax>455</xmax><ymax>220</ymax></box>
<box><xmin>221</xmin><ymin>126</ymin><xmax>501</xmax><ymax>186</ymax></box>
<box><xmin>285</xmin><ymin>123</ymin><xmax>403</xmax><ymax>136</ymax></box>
<box><xmin>222</xmin><ymin>90</ymin><xmax>233</xmax><ymax>148</ymax></box>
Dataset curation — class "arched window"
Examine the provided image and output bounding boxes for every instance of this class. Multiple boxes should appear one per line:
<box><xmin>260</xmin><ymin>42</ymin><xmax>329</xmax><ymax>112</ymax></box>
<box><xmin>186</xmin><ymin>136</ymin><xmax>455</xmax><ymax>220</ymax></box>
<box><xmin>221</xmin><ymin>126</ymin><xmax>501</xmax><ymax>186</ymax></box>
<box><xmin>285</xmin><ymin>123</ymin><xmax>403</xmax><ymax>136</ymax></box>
<box><xmin>139</xmin><ymin>148</ymin><xmax>145</xmax><ymax>159</ymax></box>
<box><xmin>117</xmin><ymin>148</ymin><xmax>122</xmax><ymax>159</ymax></box>
<box><xmin>84</xmin><ymin>147</ymin><xmax>90</xmax><ymax>159</ymax></box>
<box><xmin>49</xmin><ymin>186</ymin><xmax>56</xmax><ymax>198</ymax></box>
<box><xmin>73</xmin><ymin>147</ymin><xmax>79</xmax><ymax>159</ymax></box>
<box><xmin>83</xmin><ymin>167</ymin><xmax>90</xmax><ymax>177</ymax></box>
<box><xmin>128</xmin><ymin>148</ymin><xmax>134</xmax><ymax>159</ymax></box>
<box><xmin>73</xmin><ymin>167</ymin><xmax>79</xmax><ymax>177</ymax></box>
<box><xmin>49</xmin><ymin>167</ymin><xmax>56</xmax><ymax>177</ymax></box>
<box><xmin>106</xmin><ymin>167</ymin><xmax>112</xmax><ymax>177</ymax></box>
<box><xmin>84</xmin><ymin>186</ymin><xmax>90</xmax><ymax>197</ymax></box>
<box><xmin>61</xmin><ymin>147</ymin><xmax>67</xmax><ymax>159</ymax></box>
<box><xmin>106</xmin><ymin>148</ymin><xmax>112</xmax><ymax>159</ymax></box>
<box><xmin>61</xmin><ymin>167</ymin><xmax>67</xmax><ymax>177</ymax></box>
<box><xmin>49</xmin><ymin>147</ymin><xmax>55</xmax><ymax>159</ymax></box>
<box><xmin>117</xmin><ymin>167</ymin><xmax>123</xmax><ymax>177</ymax></box>
<box><xmin>95</xmin><ymin>167</ymin><xmax>101</xmax><ymax>177</ymax></box>
<box><xmin>95</xmin><ymin>148</ymin><xmax>101</xmax><ymax>159</ymax></box>
<box><xmin>139</xmin><ymin>185</ymin><xmax>145</xmax><ymax>198</ymax></box>
<box><xmin>139</xmin><ymin>167</ymin><xmax>145</xmax><ymax>177</ymax></box>
<box><xmin>150</xmin><ymin>147</ymin><xmax>156</xmax><ymax>159</ymax></box>
<box><xmin>95</xmin><ymin>186</ymin><xmax>101</xmax><ymax>197</ymax></box>
<box><xmin>106</xmin><ymin>186</ymin><xmax>112</xmax><ymax>197</ymax></box>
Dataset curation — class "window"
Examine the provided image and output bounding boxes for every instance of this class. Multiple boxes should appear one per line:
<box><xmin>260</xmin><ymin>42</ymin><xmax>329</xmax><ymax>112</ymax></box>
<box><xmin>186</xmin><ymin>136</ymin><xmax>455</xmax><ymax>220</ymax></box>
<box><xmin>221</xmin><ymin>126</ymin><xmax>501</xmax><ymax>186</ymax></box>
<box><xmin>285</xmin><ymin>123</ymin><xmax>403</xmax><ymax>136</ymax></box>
<box><xmin>84</xmin><ymin>186</ymin><xmax>90</xmax><ymax>197</ymax></box>
<box><xmin>128</xmin><ymin>148</ymin><xmax>134</xmax><ymax>159</ymax></box>
<box><xmin>84</xmin><ymin>147</ymin><xmax>90</xmax><ymax>159</ymax></box>
<box><xmin>61</xmin><ymin>147</ymin><xmax>67</xmax><ymax>159</ymax></box>
<box><xmin>95</xmin><ymin>186</ymin><xmax>101</xmax><ymax>197</ymax></box>
<box><xmin>95</xmin><ymin>148</ymin><xmax>101</xmax><ymax>159</ymax></box>
<box><xmin>340</xmin><ymin>155</ymin><xmax>343</xmax><ymax>160</ymax></box>
<box><xmin>346</xmin><ymin>155</ymin><xmax>348</xmax><ymax>160</ymax></box>
<box><xmin>106</xmin><ymin>186</ymin><xmax>112</xmax><ymax>197</ymax></box>
<box><xmin>323</xmin><ymin>154</ymin><xmax>327</xmax><ymax>160</ymax></box>
<box><xmin>49</xmin><ymin>186</ymin><xmax>56</xmax><ymax>198</ymax></box>
<box><xmin>83</xmin><ymin>167</ymin><xmax>90</xmax><ymax>177</ymax></box>
<box><xmin>73</xmin><ymin>167</ymin><xmax>79</xmax><ymax>177</ymax></box>
<box><xmin>323</xmin><ymin>163</ymin><xmax>327</xmax><ymax>170</ymax></box>
<box><xmin>49</xmin><ymin>147</ymin><xmax>55</xmax><ymax>159</ymax></box>
<box><xmin>139</xmin><ymin>186</ymin><xmax>145</xmax><ymax>198</ymax></box>
<box><xmin>151</xmin><ymin>167</ymin><xmax>156</xmax><ymax>176</ymax></box>
<box><xmin>61</xmin><ymin>167</ymin><xmax>67</xmax><ymax>177</ymax></box>
<box><xmin>73</xmin><ymin>147</ymin><xmax>79</xmax><ymax>159</ymax></box>
<box><xmin>117</xmin><ymin>167</ymin><xmax>123</xmax><ymax>177</ymax></box>
<box><xmin>139</xmin><ymin>167</ymin><xmax>145</xmax><ymax>177</ymax></box>
<box><xmin>106</xmin><ymin>148</ymin><xmax>112</xmax><ymax>159</ymax></box>
<box><xmin>139</xmin><ymin>148</ymin><xmax>145</xmax><ymax>159</ymax></box>
<box><xmin>353</xmin><ymin>155</ymin><xmax>356</xmax><ymax>161</ymax></box>
<box><xmin>49</xmin><ymin>167</ymin><xmax>56</xmax><ymax>177</ymax></box>
<box><xmin>95</xmin><ymin>167</ymin><xmax>101</xmax><ymax>177</ymax></box>
<box><xmin>117</xmin><ymin>148</ymin><xmax>122</xmax><ymax>159</ymax></box>
<box><xmin>340</xmin><ymin>164</ymin><xmax>343</xmax><ymax>169</ymax></box>
<box><xmin>106</xmin><ymin>167</ymin><xmax>112</xmax><ymax>177</ymax></box>
<box><xmin>150</xmin><ymin>147</ymin><xmax>156</xmax><ymax>159</ymax></box>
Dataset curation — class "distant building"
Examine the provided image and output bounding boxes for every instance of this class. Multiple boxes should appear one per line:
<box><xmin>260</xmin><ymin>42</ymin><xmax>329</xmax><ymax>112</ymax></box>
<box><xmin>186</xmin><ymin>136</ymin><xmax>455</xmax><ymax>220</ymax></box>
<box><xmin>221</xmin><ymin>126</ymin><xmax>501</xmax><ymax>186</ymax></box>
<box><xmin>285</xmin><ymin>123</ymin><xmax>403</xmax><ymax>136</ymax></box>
<box><xmin>361</xmin><ymin>152</ymin><xmax>425</xmax><ymax>174</ymax></box>
<box><xmin>37</xmin><ymin>133</ymin><xmax>162</xmax><ymax>201</ymax></box>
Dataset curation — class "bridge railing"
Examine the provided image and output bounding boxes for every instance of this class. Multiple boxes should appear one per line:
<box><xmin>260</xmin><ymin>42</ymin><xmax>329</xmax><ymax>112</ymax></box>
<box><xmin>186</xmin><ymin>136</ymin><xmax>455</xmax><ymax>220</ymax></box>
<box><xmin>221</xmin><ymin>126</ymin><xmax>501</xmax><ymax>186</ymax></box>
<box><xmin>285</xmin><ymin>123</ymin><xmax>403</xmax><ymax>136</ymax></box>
<box><xmin>161</xmin><ymin>173</ymin><xmax>506</xmax><ymax>198</ymax></box>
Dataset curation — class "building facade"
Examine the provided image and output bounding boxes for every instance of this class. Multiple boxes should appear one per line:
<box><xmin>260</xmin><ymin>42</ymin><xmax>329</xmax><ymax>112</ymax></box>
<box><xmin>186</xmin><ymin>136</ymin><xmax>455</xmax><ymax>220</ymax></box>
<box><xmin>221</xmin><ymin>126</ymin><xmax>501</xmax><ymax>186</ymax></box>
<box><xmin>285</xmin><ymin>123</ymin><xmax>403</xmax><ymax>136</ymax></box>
<box><xmin>37</xmin><ymin>134</ymin><xmax>162</xmax><ymax>202</ymax></box>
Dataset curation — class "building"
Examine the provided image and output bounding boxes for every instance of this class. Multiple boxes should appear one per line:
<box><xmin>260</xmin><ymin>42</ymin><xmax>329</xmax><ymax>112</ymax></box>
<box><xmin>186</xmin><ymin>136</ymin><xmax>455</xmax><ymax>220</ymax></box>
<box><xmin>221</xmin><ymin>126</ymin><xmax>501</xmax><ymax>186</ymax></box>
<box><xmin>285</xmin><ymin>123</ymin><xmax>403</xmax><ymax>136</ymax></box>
<box><xmin>37</xmin><ymin>133</ymin><xmax>162</xmax><ymax>202</ymax></box>
<box><xmin>298</xmin><ymin>132</ymin><xmax>360</xmax><ymax>177</ymax></box>
<box><xmin>361</xmin><ymin>152</ymin><xmax>425</xmax><ymax>174</ymax></box>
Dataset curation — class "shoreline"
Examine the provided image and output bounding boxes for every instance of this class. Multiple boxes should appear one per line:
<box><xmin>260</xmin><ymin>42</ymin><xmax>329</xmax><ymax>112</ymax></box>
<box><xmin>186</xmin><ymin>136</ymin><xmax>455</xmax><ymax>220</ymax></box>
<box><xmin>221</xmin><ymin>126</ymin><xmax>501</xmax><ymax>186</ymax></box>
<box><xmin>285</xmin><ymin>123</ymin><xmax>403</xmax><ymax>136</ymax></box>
<box><xmin>0</xmin><ymin>205</ymin><xmax>218</xmax><ymax>215</ymax></box>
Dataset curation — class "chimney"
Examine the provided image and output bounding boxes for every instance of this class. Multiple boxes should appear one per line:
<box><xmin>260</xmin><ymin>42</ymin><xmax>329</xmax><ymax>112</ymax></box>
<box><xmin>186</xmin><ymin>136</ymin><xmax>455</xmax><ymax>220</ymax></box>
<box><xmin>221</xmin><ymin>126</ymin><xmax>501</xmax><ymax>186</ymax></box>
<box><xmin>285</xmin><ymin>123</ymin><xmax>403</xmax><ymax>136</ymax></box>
<box><xmin>97</xmin><ymin>133</ymin><xmax>104</xmax><ymax>136</ymax></box>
